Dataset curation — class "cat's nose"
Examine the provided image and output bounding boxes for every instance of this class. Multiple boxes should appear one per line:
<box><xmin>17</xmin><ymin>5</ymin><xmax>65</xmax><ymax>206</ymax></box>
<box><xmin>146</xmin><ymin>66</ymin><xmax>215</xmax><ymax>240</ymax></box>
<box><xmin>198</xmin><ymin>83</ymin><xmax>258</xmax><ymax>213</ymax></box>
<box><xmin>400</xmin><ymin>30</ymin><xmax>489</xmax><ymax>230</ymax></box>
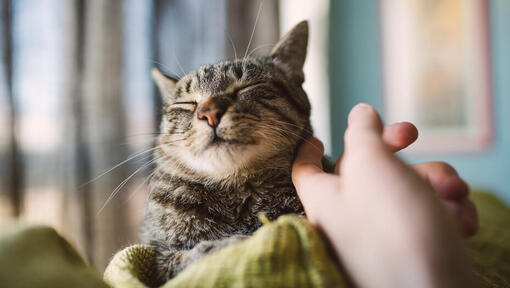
<box><xmin>197</xmin><ymin>106</ymin><xmax>224</xmax><ymax>127</ymax></box>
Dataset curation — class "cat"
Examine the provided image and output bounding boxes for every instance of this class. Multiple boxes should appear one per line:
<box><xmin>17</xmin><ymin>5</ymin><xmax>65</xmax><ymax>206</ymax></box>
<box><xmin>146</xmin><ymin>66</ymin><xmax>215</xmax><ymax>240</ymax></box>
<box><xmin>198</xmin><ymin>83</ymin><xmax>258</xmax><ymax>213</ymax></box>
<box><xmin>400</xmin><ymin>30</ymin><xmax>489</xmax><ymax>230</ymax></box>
<box><xmin>141</xmin><ymin>21</ymin><xmax>333</xmax><ymax>284</ymax></box>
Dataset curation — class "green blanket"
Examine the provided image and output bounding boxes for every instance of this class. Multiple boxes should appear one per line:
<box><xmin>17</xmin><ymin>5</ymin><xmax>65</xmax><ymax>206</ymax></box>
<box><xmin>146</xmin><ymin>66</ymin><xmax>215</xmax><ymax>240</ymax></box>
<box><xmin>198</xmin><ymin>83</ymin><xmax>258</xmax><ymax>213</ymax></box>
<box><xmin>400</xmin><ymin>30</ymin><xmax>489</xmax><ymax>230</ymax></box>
<box><xmin>1</xmin><ymin>192</ymin><xmax>509</xmax><ymax>288</ymax></box>
<box><xmin>104</xmin><ymin>215</ymin><xmax>348</xmax><ymax>288</ymax></box>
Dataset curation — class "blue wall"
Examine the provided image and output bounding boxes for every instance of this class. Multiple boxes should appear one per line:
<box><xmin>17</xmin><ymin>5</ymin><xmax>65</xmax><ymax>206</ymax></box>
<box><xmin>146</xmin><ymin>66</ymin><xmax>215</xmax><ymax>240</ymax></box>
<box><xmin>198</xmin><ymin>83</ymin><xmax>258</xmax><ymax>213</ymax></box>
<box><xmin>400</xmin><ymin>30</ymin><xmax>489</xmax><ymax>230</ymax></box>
<box><xmin>329</xmin><ymin>0</ymin><xmax>510</xmax><ymax>204</ymax></box>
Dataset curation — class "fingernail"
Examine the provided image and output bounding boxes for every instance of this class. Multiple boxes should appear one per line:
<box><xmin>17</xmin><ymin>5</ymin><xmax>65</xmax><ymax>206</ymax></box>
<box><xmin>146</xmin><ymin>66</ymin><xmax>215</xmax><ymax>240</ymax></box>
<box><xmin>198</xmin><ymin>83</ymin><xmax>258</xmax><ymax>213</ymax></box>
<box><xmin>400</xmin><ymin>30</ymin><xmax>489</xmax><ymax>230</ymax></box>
<box><xmin>348</xmin><ymin>103</ymin><xmax>371</xmax><ymax>125</ymax></box>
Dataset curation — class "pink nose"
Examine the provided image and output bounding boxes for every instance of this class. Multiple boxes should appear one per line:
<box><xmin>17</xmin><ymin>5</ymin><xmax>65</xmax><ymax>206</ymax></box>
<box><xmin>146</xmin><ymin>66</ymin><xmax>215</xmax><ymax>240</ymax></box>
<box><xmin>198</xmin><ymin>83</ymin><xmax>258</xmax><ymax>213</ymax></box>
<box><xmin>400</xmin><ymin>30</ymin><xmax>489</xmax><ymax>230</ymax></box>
<box><xmin>197</xmin><ymin>108</ymin><xmax>223</xmax><ymax>127</ymax></box>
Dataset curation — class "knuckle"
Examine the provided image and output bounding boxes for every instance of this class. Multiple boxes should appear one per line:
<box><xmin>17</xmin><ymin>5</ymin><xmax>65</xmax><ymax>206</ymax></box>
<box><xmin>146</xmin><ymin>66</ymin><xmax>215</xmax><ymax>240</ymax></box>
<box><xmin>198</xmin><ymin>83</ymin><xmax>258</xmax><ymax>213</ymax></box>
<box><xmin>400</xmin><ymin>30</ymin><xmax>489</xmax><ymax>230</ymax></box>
<box><xmin>430</xmin><ymin>161</ymin><xmax>458</xmax><ymax>175</ymax></box>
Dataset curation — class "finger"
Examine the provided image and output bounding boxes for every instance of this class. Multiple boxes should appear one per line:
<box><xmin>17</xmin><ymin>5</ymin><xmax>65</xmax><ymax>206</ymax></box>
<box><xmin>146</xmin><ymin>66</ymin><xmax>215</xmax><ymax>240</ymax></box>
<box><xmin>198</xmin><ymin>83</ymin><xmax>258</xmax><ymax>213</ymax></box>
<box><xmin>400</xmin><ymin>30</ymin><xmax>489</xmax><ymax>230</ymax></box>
<box><xmin>292</xmin><ymin>137</ymin><xmax>325</xmax><ymax>190</ymax></box>
<box><xmin>461</xmin><ymin>199</ymin><xmax>478</xmax><ymax>237</ymax></box>
<box><xmin>383</xmin><ymin>122</ymin><xmax>419</xmax><ymax>152</ymax></box>
<box><xmin>412</xmin><ymin>162</ymin><xmax>468</xmax><ymax>200</ymax></box>
<box><xmin>442</xmin><ymin>198</ymin><xmax>478</xmax><ymax>237</ymax></box>
<box><xmin>344</xmin><ymin>103</ymin><xmax>385</xmax><ymax>155</ymax></box>
<box><xmin>334</xmin><ymin>121</ymin><xmax>419</xmax><ymax>174</ymax></box>
<box><xmin>292</xmin><ymin>138</ymin><xmax>339</xmax><ymax>217</ymax></box>
<box><xmin>334</xmin><ymin>154</ymin><xmax>343</xmax><ymax>174</ymax></box>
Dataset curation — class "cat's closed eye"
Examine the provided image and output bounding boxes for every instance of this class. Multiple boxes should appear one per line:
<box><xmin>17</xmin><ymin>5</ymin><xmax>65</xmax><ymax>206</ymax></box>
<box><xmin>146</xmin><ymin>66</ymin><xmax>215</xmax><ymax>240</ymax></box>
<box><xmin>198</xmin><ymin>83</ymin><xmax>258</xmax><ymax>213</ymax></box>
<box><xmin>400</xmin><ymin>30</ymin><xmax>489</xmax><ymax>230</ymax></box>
<box><xmin>237</xmin><ymin>83</ymin><xmax>276</xmax><ymax>101</ymax></box>
<box><xmin>170</xmin><ymin>101</ymin><xmax>197</xmax><ymax>111</ymax></box>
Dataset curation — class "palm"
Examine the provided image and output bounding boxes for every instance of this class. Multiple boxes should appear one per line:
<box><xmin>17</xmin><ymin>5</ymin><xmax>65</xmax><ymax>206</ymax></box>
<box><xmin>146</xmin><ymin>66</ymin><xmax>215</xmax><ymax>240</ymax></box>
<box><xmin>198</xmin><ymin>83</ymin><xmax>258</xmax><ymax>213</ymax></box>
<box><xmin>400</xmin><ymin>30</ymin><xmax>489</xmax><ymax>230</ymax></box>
<box><xmin>334</xmin><ymin>121</ymin><xmax>476</xmax><ymax>237</ymax></box>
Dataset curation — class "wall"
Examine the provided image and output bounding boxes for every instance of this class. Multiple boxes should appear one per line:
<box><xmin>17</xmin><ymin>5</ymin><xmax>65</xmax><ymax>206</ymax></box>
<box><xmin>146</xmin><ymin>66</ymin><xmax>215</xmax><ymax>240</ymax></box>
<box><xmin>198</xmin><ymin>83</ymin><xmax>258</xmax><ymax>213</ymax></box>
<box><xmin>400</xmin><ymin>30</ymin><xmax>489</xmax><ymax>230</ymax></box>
<box><xmin>280</xmin><ymin>0</ymin><xmax>332</xmax><ymax>154</ymax></box>
<box><xmin>329</xmin><ymin>0</ymin><xmax>510</xmax><ymax>204</ymax></box>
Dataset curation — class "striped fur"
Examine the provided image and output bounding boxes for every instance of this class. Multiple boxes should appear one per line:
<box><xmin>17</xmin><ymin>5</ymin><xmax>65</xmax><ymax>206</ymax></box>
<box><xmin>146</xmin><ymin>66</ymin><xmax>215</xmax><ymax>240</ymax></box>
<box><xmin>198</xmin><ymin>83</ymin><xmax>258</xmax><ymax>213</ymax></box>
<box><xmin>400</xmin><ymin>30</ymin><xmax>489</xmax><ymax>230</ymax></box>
<box><xmin>141</xmin><ymin>21</ymin><xmax>330</xmax><ymax>283</ymax></box>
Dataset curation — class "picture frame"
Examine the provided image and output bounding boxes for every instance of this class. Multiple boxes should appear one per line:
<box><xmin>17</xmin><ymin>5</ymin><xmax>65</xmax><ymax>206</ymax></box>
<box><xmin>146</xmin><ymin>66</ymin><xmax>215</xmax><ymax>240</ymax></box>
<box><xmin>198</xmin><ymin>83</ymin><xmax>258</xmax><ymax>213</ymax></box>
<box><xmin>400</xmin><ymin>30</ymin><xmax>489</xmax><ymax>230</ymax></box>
<box><xmin>381</xmin><ymin>0</ymin><xmax>493</xmax><ymax>154</ymax></box>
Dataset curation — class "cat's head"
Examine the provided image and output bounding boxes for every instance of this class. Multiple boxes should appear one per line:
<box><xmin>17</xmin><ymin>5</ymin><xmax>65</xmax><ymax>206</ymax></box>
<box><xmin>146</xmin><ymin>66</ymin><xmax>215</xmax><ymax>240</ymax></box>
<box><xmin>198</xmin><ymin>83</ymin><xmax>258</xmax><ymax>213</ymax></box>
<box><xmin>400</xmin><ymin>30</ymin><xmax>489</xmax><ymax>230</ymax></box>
<box><xmin>153</xmin><ymin>21</ymin><xmax>311</xmax><ymax>178</ymax></box>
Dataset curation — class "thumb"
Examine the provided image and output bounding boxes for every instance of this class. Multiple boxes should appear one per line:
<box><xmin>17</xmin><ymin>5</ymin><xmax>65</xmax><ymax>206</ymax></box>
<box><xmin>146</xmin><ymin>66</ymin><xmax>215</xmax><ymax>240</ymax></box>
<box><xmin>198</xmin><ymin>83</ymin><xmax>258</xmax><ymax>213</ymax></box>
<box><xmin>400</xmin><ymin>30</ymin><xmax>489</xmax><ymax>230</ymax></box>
<box><xmin>292</xmin><ymin>137</ymin><xmax>339</xmax><ymax>223</ymax></box>
<box><xmin>292</xmin><ymin>137</ymin><xmax>324</xmax><ymax>191</ymax></box>
<box><xmin>344</xmin><ymin>103</ymin><xmax>385</xmax><ymax>155</ymax></box>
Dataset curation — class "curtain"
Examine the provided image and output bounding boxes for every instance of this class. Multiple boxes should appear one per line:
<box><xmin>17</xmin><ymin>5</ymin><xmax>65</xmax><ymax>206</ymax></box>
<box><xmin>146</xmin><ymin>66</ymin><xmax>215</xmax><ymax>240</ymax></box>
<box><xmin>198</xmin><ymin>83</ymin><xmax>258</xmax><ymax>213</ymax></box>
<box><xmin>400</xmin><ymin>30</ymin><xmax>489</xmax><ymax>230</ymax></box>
<box><xmin>0</xmin><ymin>0</ymin><xmax>278</xmax><ymax>270</ymax></box>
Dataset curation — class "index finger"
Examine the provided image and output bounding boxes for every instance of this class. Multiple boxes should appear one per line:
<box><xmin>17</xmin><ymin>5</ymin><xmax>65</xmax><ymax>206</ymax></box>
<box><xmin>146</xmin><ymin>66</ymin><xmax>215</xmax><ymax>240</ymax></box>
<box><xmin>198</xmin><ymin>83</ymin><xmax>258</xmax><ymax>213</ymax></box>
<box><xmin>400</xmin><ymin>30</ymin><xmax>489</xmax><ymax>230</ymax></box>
<box><xmin>334</xmin><ymin>121</ymin><xmax>419</xmax><ymax>174</ymax></box>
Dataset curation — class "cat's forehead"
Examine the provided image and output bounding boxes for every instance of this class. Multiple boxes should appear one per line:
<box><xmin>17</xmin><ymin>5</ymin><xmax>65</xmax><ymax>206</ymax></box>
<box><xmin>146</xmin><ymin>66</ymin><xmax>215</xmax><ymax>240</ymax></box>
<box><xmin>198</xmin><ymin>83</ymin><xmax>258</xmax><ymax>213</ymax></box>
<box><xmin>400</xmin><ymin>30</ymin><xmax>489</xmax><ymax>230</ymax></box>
<box><xmin>177</xmin><ymin>58</ymin><xmax>277</xmax><ymax>94</ymax></box>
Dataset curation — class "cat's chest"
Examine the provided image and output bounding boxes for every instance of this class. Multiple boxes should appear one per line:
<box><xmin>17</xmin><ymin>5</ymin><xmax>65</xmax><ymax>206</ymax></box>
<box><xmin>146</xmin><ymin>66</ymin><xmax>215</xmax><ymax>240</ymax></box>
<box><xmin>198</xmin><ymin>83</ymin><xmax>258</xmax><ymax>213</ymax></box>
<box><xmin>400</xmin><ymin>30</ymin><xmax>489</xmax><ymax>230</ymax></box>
<box><xmin>149</xmin><ymin>173</ymin><xmax>301</xmax><ymax>220</ymax></box>
<box><xmin>145</xmin><ymin>173</ymin><xmax>303</xmax><ymax>248</ymax></box>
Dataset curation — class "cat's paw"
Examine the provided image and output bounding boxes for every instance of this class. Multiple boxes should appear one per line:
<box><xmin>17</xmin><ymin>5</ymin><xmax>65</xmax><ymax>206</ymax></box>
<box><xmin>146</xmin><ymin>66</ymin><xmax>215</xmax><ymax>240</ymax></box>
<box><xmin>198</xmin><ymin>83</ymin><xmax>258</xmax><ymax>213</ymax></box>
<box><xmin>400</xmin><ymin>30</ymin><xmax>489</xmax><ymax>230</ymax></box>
<box><xmin>192</xmin><ymin>240</ymin><xmax>217</xmax><ymax>254</ymax></box>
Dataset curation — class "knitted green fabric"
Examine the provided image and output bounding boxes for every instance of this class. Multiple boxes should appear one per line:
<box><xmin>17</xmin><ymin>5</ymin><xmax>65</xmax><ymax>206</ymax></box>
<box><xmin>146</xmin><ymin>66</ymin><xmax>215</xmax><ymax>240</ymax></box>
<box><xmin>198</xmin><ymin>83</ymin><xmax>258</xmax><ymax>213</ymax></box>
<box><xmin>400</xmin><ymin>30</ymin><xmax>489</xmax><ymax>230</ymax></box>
<box><xmin>0</xmin><ymin>223</ymin><xmax>109</xmax><ymax>288</ymax></box>
<box><xmin>468</xmin><ymin>192</ymin><xmax>510</xmax><ymax>287</ymax></box>
<box><xmin>104</xmin><ymin>193</ymin><xmax>510</xmax><ymax>288</ymax></box>
<box><xmin>104</xmin><ymin>215</ymin><xmax>349</xmax><ymax>288</ymax></box>
<box><xmin>1</xmin><ymin>192</ymin><xmax>510</xmax><ymax>288</ymax></box>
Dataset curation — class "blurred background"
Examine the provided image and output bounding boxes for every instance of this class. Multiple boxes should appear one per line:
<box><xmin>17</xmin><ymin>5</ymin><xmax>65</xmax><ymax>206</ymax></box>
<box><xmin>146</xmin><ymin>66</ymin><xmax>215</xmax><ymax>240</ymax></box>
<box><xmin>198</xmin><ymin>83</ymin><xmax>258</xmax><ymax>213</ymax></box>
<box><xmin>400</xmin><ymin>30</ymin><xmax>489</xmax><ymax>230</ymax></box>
<box><xmin>0</xmin><ymin>0</ymin><xmax>508</xmax><ymax>270</ymax></box>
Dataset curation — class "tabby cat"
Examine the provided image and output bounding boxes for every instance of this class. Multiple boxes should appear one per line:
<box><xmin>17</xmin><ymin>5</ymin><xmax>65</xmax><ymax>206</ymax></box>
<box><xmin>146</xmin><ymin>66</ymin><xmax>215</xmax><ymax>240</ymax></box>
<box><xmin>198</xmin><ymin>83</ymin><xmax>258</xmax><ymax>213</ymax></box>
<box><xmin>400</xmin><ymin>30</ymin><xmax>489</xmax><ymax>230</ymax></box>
<box><xmin>142</xmin><ymin>21</ymin><xmax>332</xmax><ymax>283</ymax></box>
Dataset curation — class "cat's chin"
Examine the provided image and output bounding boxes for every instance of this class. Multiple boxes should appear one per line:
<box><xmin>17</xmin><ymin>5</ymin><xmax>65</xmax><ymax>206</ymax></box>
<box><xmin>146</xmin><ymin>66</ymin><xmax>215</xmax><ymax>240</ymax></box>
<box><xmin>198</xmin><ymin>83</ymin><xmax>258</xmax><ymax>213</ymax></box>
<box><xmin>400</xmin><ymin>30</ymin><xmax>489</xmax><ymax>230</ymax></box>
<box><xmin>208</xmin><ymin>136</ymin><xmax>250</xmax><ymax>147</ymax></box>
<box><xmin>177</xmin><ymin>141</ymin><xmax>272</xmax><ymax>178</ymax></box>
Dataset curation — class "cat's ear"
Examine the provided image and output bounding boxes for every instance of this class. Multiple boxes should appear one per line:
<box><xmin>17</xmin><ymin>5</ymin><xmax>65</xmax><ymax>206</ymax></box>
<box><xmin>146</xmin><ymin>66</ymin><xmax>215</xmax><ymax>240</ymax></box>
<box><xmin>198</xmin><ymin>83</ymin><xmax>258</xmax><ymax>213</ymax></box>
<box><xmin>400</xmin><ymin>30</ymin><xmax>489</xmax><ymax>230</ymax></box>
<box><xmin>270</xmin><ymin>20</ymin><xmax>308</xmax><ymax>82</ymax></box>
<box><xmin>152</xmin><ymin>68</ymin><xmax>178</xmax><ymax>100</ymax></box>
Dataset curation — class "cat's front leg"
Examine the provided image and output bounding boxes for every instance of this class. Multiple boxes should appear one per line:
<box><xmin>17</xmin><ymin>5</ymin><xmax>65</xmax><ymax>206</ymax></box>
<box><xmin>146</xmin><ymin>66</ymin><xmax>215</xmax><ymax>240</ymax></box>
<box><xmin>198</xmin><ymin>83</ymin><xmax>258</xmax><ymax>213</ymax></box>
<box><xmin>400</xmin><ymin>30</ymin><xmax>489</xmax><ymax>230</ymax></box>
<box><xmin>152</xmin><ymin>246</ymin><xmax>186</xmax><ymax>284</ymax></box>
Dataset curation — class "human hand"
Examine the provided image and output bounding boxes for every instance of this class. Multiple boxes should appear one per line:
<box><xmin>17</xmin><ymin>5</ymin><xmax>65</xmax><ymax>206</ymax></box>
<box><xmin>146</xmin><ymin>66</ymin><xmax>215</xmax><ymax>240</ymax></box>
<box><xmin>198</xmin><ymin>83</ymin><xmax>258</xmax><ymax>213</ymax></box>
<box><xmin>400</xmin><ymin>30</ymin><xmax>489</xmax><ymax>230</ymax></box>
<box><xmin>292</xmin><ymin>104</ymin><xmax>477</xmax><ymax>288</ymax></box>
<box><xmin>411</xmin><ymin>161</ymin><xmax>477</xmax><ymax>237</ymax></box>
<box><xmin>336</xmin><ymin>118</ymin><xmax>477</xmax><ymax>237</ymax></box>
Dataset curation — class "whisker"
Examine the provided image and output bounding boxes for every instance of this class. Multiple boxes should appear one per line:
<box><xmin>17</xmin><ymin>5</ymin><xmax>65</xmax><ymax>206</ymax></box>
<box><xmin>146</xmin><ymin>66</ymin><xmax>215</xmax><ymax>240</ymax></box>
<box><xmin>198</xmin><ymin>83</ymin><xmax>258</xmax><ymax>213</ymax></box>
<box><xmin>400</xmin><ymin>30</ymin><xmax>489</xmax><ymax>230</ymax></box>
<box><xmin>173</xmin><ymin>52</ymin><xmax>186</xmax><ymax>77</ymax></box>
<box><xmin>151</xmin><ymin>60</ymin><xmax>181</xmax><ymax>78</ymax></box>
<box><xmin>117</xmin><ymin>132</ymin><xmax>188</xmax><ymax>145</ymax></box>
<box><xmin>80</xmin><ymin>138</ymin><xmax>186</xmax><ymax>189</ymax></box>
<box><xmin>267</xmin><ymin>119</ymin><xmax>314</xmax><ymax>134</ymax></box>
<box><xmin>243</xmin><ymin>0</ymin><xmax>265</xmax><ymax>59</ymax></box>
<box><xmin>141</xmin><ymin>156</ymin><xmax>187</xmax><ymax>206</ymax></box>
<box><xmin>96</xmin><ymin>154</ymin><xmax>165</xmax><ymax>216</ymax></box>
<box><xmin>227</xmin><ymin>32</ymin><xmax>238</xmax><ymax>60</ymax></box>
<box><xmin>256</xmin><ymin>123</ymin><xmax>322</xmax><ymax>154</ymax></box>
<box><xmin>247</xmin><ymin>43</ymin><xmax>274</xmax><ymax>58</ymax></box>
<box><xmin>78</xmin><ymin>146</ymin><xmax>162</xmax><ymax>189</ymax></box>
<box><xmin>229</xmin><ymin>113</ymin><xmax>260</xmax><ymax>122</ymax></box>
<box><xmin>119</xmin><ymin>134</ymin><xmax>187</xmax><ymax>146</ymax></box>
<box><xmin>122</xmin><ymin>166</ymin><xmax>158</xmax><ymax>205</ymax></box>
<box><xmin>123</xmin><ymin>132</ymin><xmax>184</xmax><ymax>138</ymax></box>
